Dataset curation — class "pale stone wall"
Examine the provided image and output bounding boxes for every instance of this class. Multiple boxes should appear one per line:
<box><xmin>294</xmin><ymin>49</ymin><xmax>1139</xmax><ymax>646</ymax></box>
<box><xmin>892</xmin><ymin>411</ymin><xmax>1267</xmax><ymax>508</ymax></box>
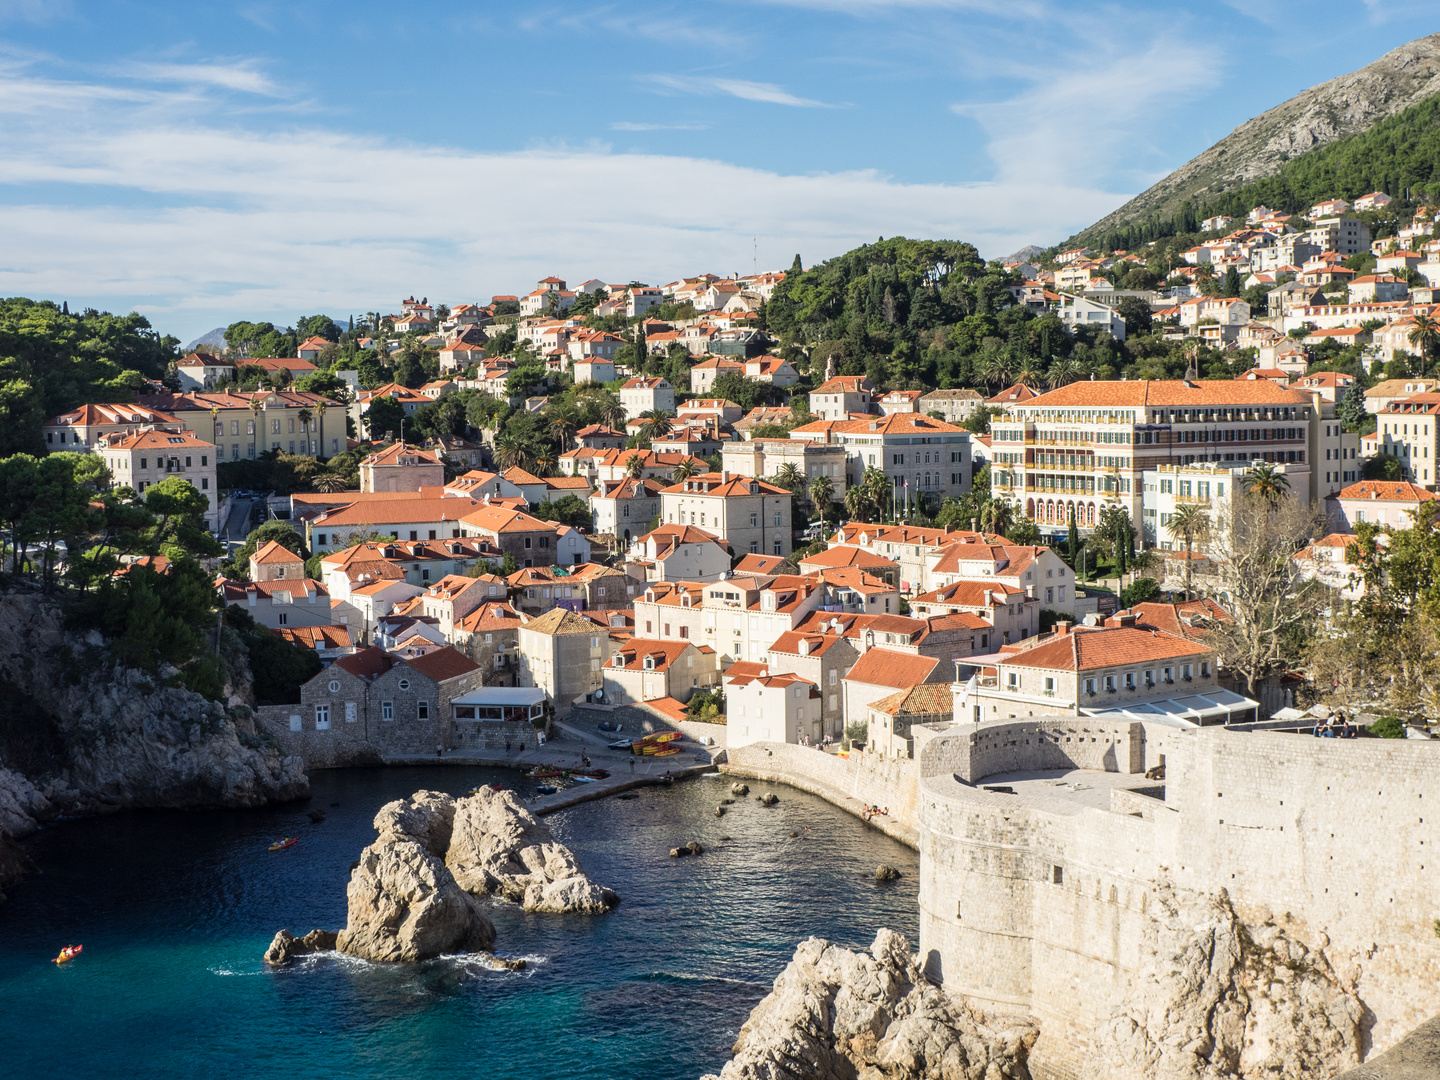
<box><xmin>914</xmin><ymin>722</ymin><xmax>1440</xmax><ymax>1079</ymax></box>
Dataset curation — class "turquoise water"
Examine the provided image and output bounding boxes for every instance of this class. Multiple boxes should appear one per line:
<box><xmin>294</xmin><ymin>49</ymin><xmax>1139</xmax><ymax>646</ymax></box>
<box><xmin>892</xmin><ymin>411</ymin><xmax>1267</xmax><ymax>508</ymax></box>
<box><xmin>0</xmin><ymin>767</ymin><xmax>918</xmax><ymax>1079</ymax></box>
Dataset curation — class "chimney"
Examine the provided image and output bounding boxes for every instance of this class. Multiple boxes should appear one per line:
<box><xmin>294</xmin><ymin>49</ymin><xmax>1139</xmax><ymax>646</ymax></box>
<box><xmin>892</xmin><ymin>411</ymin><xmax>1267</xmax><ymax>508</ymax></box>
<box><xmin>1056</xmin><ymin>621</ymin><xmax>1071</xmax><ymax>635</ymax></box>
<box><xmin>720</xmin><ymin>469</ymin><xmax>729</xmax><ymax>482</ymax></box>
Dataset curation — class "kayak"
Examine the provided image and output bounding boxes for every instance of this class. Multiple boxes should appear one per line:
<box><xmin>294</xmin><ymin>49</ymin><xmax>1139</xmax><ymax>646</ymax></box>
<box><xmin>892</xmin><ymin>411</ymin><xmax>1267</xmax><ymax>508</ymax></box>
<box><xmin>651</xmin><ymin>746</ymin><xmax>681</xmax><ymax>757</ymax></box>
<box><xmin>569</xmin><ymin>774</ymin><xmax>598</xmax><ymax>783</ymax></box>
<box><xmin>268</xmin><ymin>837</ymin><xmax>298</xmax><ymax>851</ymax></box>
<box><xmin>52</xmin><ymin>945</ymin><xmax>83</xmax><ymax>964</ymax></box>
<box><xmin>638</xmin><ymin>731</ymin><xmax>681</xmax><ymax>744</ymax></box>
<box><xmin>526</xmin><ymin>767</ymin><xmax>561</xmax><ymax>779</ymax></box>
<box><xmin>606</xmin><ymin>739</ymin><xmax>632</xmax><ymax>750</ymax></box>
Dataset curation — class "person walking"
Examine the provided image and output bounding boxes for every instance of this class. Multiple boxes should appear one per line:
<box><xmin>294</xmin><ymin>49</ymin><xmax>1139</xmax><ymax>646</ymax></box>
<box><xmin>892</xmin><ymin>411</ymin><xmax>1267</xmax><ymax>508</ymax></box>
<box><xmin>628</xmin><ymin>753</ymin><xmax>635</xmax><ymax>773</ymax></box>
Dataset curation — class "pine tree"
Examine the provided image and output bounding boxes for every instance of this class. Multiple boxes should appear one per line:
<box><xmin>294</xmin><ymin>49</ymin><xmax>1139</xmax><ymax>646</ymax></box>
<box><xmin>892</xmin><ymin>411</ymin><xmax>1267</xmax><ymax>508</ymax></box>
<box><xmin>790</xmin><ymin>254</ymin><xmax>803</xmax><ymax>275</ymax></box>
<box><xmin>1222</xmin><ymin>266</ymin><xmax>1243</xmax><ymax>297</ymax></box>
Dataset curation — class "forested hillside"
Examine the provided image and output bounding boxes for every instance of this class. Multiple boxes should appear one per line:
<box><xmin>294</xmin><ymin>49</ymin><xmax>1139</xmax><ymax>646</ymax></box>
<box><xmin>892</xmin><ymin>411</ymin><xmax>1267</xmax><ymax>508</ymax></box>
<box><xmin>0</xmin><ymin>298</ymin><xmax>178</xmax><ymax>455</ymax></box>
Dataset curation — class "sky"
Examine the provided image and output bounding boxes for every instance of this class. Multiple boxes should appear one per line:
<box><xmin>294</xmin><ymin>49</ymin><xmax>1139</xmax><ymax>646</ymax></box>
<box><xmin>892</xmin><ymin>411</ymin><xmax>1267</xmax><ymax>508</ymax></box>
<box><xmin>0</xmin><ymin>1</ymin><xmax>1437</xmax><ymax>344</ymax></box>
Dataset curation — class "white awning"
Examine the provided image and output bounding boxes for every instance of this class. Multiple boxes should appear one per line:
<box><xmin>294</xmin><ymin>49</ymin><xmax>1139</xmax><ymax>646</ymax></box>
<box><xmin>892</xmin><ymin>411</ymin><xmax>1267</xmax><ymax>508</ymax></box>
<box><xmin>1083</xmin><ymin>688</ymin><xmax>1260</xmax><ymax>727</ymax></box>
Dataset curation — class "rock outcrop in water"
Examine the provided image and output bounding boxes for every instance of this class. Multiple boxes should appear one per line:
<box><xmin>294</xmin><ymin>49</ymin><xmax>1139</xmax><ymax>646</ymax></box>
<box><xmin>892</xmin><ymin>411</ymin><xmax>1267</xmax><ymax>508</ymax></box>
<box><xmin>336</xmin><ymin>790</ymin><xmax>495</xmax><ymax>963</ymax></box>
<box><xmin>0</xmin><ymin>590</ymin><xmax>308</xmax><ymax>901</ymax></box>
<box><xmin>1081</xmin><ymin>887</ymin><xmax>1364</xmax><ymax>1080</ymax></box>
<box><xmin>701</xmin><ymin>929</ymin><xmax>1036</xmax><ymax>1080</ymax></box>
<box><xmin>446</xmin><ymin>787</ymin><xmax>618</xmax><ymax>914</ymax></box>
<box><xmin>285</xmin><ymin>787</ymin><xmax>617</xmax><ymax>965</ymax></box>
<box><xmin>264</xmin><ymin>928</ymin><xmax>339</xmax><ymax>966</ymax></box>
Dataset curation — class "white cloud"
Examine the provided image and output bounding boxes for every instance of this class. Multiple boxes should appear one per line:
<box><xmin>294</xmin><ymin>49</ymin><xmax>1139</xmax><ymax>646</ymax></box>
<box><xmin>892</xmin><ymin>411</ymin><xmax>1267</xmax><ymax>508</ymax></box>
<box><xmin>640</xmin><ymin>74</ymin><xmax>839</xmax><ymax>108</ymax></box>
<box><xmin>118</xmin><ymin>60</ymin><xmax>281</xmax><ymax>96</ymax></box>
<box><xmin>0</xmin><ymin>65</ymin><xmax>1125</xmax><ymax>340</ymax></box>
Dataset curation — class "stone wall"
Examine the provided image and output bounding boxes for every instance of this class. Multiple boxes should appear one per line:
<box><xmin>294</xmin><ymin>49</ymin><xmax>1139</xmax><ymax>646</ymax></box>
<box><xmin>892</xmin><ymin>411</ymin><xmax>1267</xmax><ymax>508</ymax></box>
<box><xmin>913</xmin><ymin>723</ymin><xmax>1440</xmax><ymax>1079</ymax></box>
<box><xmin>722</xmin><ymin>741</ymin><xmax>920</xmax><ymax>848</ymax></box>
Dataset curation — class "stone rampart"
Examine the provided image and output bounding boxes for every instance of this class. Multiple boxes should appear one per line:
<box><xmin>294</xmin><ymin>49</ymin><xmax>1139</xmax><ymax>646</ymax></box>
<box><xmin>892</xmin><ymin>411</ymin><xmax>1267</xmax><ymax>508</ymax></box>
<box><xmin>915</xmin><ymin>722</ymin><xmax>1440</xmax><ymax>1079</ymax></box>
<box><xmin>722</xmin><ymin>742</ymin><xmax>919</xmax><ymax>848</ymax></box>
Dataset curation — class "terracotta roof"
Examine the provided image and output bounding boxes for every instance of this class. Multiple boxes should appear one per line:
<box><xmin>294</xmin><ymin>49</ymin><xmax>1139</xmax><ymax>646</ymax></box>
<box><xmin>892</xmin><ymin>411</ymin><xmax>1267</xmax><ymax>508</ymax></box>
<box><xmin>724</xmin><ymin>660</ymin><xmax>771</xmax><ymax>684</ymax></box>
<box><xmin>811</xmin><ymin>376</ymin><xmax>872</xmax><ymax>395</ymax></box>
<box><xmin>797</xmin><ymin>546</ymin><xmax>896</xmax><ymax>571</ymax></box>
<box><xmin>867</xmin><ymin>683</ymin><xmax>953</xmax><ymax>718</ymax></box>
<box><xmin>912</xmin><ymin>580</ymin><xmax>1024</xmax><ymax>607</ymax></box>
<box><xmin>1335</xmin><ymin>480</ymin><xmax>1439</xmax><ymax>502</ymax></box>
<box><xmin>252</xmin><ymin>540</ymin><xmax>304</xmax><ymax>565</ymax></box>
<box><xmin>768</xmin><ymin>629</ymin><xmax>851</xmax><ymax>657</ymax></box>
<box><xmin>658</xmin><ymin>472</ymin><xmax>787</xmax><ymax>496</ymax></box>
<box><xmin>272</xmin><ymin>624</ymin><xmax>353</xmax><ymax>650</ymax></box>
<box><xmin>455</xmin><ymin>601</ymin><xmax>524</xmax><ymax>633</ymax></box>
<box><xmin>844</xmin><ymin>648</ymin><xmax>939</xmax><ymax>688</ymax></box>
<box><xmin>314</xmin><ymin>497</ymin><xmax>481</xmax><ymax>527</ymax></box>
<box><xmin>362</xmin><ymin>443</ymin><xmax>443</xmax><ymax>467</ymax></box>
<box><xmin>401</xmin><ymin>646</ymin><xmax>479</xmax><ymax>682</ymax></box>
<box><xmin>333</xmin><ymin>646</ymin><xmax>393</xmax><ymax>682</ymax></box>
<box><xmin>1001</xmin><ymin>626</ymin><xmax>1207</xmax><ymax>672</ymax></box>
<box><xmin>607</xmin><ymin>638</ymin><xmax>710</xmax><ymax>672</ymax></box>
<box><xmin>95</xmin><ymin>428</ymin><xmax>212</xmax><ymax>450</ymax></box>
<box><xmin>1013</xmin><ymin>379</ymin><xmax>1310</xmax><ymax>408</ymax></box>
<box><xmin>733</xmin><ymin>553</ymin><xmax>793</xmax><ymax>575</ymax></box>
<box><xmin>524</xmin><ymin>607</ymin><xmax>601</xmax><ymax>636</ymax></box>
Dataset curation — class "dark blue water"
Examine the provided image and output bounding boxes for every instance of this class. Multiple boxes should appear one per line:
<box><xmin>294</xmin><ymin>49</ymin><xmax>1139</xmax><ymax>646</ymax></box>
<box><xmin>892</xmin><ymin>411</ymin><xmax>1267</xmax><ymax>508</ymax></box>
<box><xmin>0</xmin><ymin>767</ymin><xmax>918</xmax><ymax>1080</ymax></box>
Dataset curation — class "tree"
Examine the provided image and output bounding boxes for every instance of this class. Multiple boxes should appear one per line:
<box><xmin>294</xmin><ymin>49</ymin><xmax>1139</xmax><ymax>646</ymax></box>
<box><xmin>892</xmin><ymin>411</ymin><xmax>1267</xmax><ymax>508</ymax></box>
<box><xmin>1066</xmin><ymin>507</ymin><xmax>1081</xmax><ymax>567</ymax></box>
<box><xmin>1119</xmin><ymin>576</ymin><xmax>1159</xmax><ymax>608</ymax></box>
<box><xmin>637</xmin><ymin>409</ymin><xmax>674</xmax><ymax>444</ymax></box>
<box><xmin>1164</xmin><ymin>502</ymin><xmax>1210</xmax><ymax>600</ymax></box>
<box><xmin>809</xmin><ymin>474</ymin><xmax>836</xmax><ymax>522</ymax></box>
<box><xmin>364</xmin><ymin>397</ymin><xmax>406</xmax><ymax>442</ymax></box>
<box><xmin>623</xmin><ymin>452</ymin><xmax>645</xmax><ymax>479</ymax></box>
<box><xmin>1363</xmin><ymin>453</ymin><xmax>1405</xmax><ymax>481</ymax></box>
<box><xmin>227</xmin><ymin>521</ymin><xmax>309</xmax><ymax>579</ymax></box>
<box><xmin>145</xmin><ymin>477</ymin><xmax>222</xmax><ymax>559</ymax></box>
<box><xmin>1115</xmin><ymin>295</ymin><xmax>1154</xmax><ymax>340</ymax></box>
<box><xmin>1221</xmin><ymin>266</ymin><xmax>1243</xmax><ymax>298</ymax></box>
<box><xmin>773</xmin><ymin>462</ymin><xmax>804</xmax><ymax>493</ymax></box>
<box><xmin>672</xmin><ymin>457</ymin><xmax>702</xmax><ymax>481</ymax></box>
<box><xmin>546</xmin><ymin>403</ymin><xmax>580</xmax><ymax>450</ymax></box>
<box><xmin>532</xmin><ymin>494</ymin><xmax>592</xmax><ymax>530</ymax></box>
<box><xmin>493</xmin><ymin>432</ymin><xmax>532</xmax><ymax>472</ymax></box>
<box><xmin>1242</xmin><ymin>461</ymin><xmax>1291</xmax><ymax>505</ymax></box>
<box><xmin>1204</xmin><ymin>494</ymin><xmax>1322</xmax><ymax>697</ymax></box>
<box><xmin>1407</xmin><ymin>312</ymin><xmax>1439</xmax><ymax>370</ymax></box>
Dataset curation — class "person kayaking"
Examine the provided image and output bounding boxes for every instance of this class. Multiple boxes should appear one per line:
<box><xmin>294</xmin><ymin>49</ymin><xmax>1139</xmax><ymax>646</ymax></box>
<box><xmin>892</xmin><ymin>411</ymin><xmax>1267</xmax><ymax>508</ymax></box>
<box><xmin>52</xmin><ymin>945</ymin><xmax>83</xmax><ymax>963</ymax></box>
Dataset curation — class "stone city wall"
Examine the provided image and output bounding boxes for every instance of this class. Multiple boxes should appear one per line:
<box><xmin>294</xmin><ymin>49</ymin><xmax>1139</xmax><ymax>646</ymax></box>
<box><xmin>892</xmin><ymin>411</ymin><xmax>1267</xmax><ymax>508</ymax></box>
<box><xmin>722</xmin><ymin>741</ymin><xmax>919</xmax><ymax>848</ymax></box>
<box><xmin>913</xmin><ymin>721</ymin><xmax>1440</xmax><ymax>1079</ymax></box>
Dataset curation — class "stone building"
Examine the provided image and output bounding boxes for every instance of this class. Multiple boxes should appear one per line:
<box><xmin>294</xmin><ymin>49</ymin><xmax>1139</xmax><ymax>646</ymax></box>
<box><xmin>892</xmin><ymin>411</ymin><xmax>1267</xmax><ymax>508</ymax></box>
<box><xmin>600</xmin><ymin>639</ymin><xmax>720</xmax><ymax>706</ymax></box>
<box><xmin>416</xmin><ymin>573</ymin><xmax>507</xmax><ymax>636</ymax></box>
<box><xmin>658</xmin><ymin>472</ymin><xmax>793</xmax><ymax>558</ymax></box>
<box><xmin>95</xmin><ymin>428</ymin><xmax>220</xmax><ymax>530</ymax></box>
<box><xmin>766</xmin><ymin>626</ymin><xmax>860</xmax><ymax>738</ymax></box>
<box><xmin>725</xmin><ymin>670</ymin><xmax>822</xmax><ymax>748</ymax></box>
<box><xmin>514</xmin><ymin>606</ymin><xmax>612</xmax><ymax>715</ymax></box>
<box><xmin>508</xmin><ymin>562</ymin><xmax>635</xmax><ymax>616</ymax></box>
<box><xmin>842</xmin><ymin>647</ymin><xmax>946</xmax><ymax>733</ymax></box>
<box><xmin>918</xmin><ymin>388</ymin><xmax>984</xmax><ymax>424</ymax></box>
<box><xmin>359</xmin><ymin>442</ymin><xmax>445</xmax><ymax>493</ymax></box>
<box><xmin>451</xmin><ymin>601</ymin><xmax>526</xmax><ymax>682</ymax></box>
<box><xmin>262</xmin><ymin>644</ymin><xmax>485</xmax><ymax>763</ymax></box>
<box><xmin>626</xmin><ymin>524</ymin><xmax>732</xmax><ymax>583</ymax></box>
<box><xmin>866</xmin><ymin>683</ymin><xmax>952</xmax><ymax>758</ymax></box>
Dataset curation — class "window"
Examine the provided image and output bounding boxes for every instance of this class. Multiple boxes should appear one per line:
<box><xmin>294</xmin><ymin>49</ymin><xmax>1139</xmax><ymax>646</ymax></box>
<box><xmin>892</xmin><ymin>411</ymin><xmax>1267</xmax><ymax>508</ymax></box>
<box><xmin>398</xmin><ymin>679</ymin><xmax>410</xmax><ymax>691</ymax></box>
<box><xmin>1084</xmin><ymin>678</ymin><xmax>1096</xmax><ymax>695</ymax></box>
<box><xmin>1201</xmin><ymin>661</ymin><xmax>1211</xmax><ymax>677</ymax></box>
<box><xmin>277</xmin><ymin>613</ymin><xmax>288</xmax><ymax>625</ymax></box>
<box><xmin>749</xmin><ymin>513</ymin><xmax>758</xmax><ymax>527</ymax></box>
<box><xmin>417</xmin><ymin>701</ymin><xmax>428</xmax><ymax>719</ymax></box>
<box><xmin>328</xmin><ymin>680</ymin><xmax>341</xmax><ymax>693</ymax></box>
<box><xmin>316</xmin><ymin>533</ymin><xmax>327</xmax><ymax>546</ymax></box>
<box><xmin>1182</xmin><ymin>664</ymin><xmax>1193</xmax><ymax>680</ymax></box>
<box><xmin>1125</xmin><ymin>671</ymin><xmax>1135</xmax><ymax>689</ymax></box>
<box><xmin>382</xmin><ymin>701</ymin><xmax>394</xmax><ymax>721</ymax></box>
<box><xmin>1043</xmin><ymin>676</ymin><xmax>1055</xmax><ymax>694</ymax></box>
<box><xmin>1006</xmin><ymin>671</ymin><xmax>1018</xmax><ymax>689</ymax></box>
<box><xmin>1163</xmin><ymin>666</ymin><xmax>1173</xmax><ymax>683</ymax></box>
<box><xmin>1104</xmin><ymin>674</ymin><xmax>1116</xmax><ymax>692</ymax></box>
<box><xmin>525</xmin><ymin>537</ymin><xmax>532</xmax><ymax>548</ymax></box>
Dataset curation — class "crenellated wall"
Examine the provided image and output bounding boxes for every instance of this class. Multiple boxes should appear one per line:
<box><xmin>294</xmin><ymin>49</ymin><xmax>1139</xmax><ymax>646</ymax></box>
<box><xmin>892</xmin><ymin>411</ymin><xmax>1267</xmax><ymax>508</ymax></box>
<box><xmin>914</xmin><ymin>721</ymin><xmax>1440</xmax><ymax>1079</ymax></box>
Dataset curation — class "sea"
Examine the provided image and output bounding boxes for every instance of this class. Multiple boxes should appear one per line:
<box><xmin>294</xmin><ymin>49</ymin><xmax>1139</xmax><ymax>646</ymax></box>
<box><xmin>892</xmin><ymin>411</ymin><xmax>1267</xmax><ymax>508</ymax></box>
<box><xmin>0</xmin><ymin>766</ymin><xmax>919</xmax><ymax>1080</ymax></box>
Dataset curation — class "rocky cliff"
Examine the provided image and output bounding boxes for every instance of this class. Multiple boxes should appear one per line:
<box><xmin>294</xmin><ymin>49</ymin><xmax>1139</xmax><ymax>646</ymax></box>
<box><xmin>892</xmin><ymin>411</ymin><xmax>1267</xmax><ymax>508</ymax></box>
<box><xmin>0</xmin><ymin>589</ymin><xmax>308</xmax><ymax>899</ymax></box>
<box><xmin>1074</xmin><ymin>32</ymin><xmax>1440</xmax><ymax>242</ymax></box>
<box><xmin>702</xmin><ymin>929</ymin><xmax>1036</xmax><ymax>1080</ymax></box>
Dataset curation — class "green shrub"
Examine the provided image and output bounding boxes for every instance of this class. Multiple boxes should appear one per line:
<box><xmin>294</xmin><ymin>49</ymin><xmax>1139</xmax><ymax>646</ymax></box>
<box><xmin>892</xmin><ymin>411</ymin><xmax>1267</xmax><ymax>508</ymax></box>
<box><xmin>1368</xmin><ymin>715</ymin><xmax>1407</xmax><ymax>739</ymax></box>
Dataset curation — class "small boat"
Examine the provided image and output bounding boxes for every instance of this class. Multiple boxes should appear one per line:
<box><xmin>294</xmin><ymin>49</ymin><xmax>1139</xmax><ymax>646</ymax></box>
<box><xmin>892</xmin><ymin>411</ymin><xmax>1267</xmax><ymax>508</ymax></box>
<box><xmin>526</xmin><ymin>767</ymin><xmax>561</xmax><ymax>779</ymax></box>
<box><xmin>52</xmin><ymin>945</ymin><xmax>83</xmax><ymax>964</ymax></box>
<box><xmin>534</xmin><ymin>784</ymin><xmax>558</xmax><ymax>795</ymax></box>
<box><xmin>268</xmin><ymin>837</ymin><xmax>299</xmax><ymax>851</ymax></box>
<box><xmin>651</xmin><ymin>746</ymin><xmax>681</xmax><ymax>757</ymax></box>
<box><xmin>576</xmin><ymin>769</ymin><xmax>610</xmax><ymax>780</ymax></box>
<box><xmin>607</xmin><ymin>739</ymin><xmax>633</xmax><ymax>750</ymax></box>
<box><xmin>569</xmin><ymin>774</ymin><xmax>598</xmax><ymax>783</ymax></box>
<box><xmin>638</xmin><ymin>731</ymin><xmax>681</xmax><ymax>744</ymax></box>
<box><xmin>490</xmin><ymin>784</ymin><xmax>505</xmax><ymax>791</ymax></box>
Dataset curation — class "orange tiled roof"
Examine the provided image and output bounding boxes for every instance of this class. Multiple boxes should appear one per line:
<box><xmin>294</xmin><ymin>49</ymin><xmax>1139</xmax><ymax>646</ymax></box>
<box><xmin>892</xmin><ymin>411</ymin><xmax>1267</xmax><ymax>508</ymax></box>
<box><xmin>844</xmin><ymin>648</ymin><xmax>939</xmax><ymax>688</ymax></box>
<box><xmin>1001</xmin><ymin>626</ymin><xmax>1207</xmax><ymax>671</ymax></box>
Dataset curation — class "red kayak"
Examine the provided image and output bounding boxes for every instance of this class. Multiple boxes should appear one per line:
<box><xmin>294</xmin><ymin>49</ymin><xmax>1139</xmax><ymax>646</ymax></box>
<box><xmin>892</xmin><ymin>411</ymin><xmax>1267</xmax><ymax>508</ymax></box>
<box><xmin>268</xmin><ymin>837</ymin><xmax>298</xmax><ymax>851</ymax></box>
<box><xmin>52</xmin><ymin>945</ymin><xmax>83</xmax><ymax>964</ymax></box>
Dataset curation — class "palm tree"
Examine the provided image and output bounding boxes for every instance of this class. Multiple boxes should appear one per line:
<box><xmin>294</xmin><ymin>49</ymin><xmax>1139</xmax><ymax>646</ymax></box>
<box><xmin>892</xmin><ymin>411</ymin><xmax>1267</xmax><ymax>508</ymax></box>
<box><xmin>623</xmin><ymin>451</ymin><xmax>646</xmax><ymax>479</ymax></box>
<box><xmin>637</xmin><ymin>409</ymin><xmax>673</xmax><ymax>444</ymax></box>
<box><xmin>672</xmin><ymin>456</ymin><xmax>702</xmax><ymax>481</ymax></box>
<box><xmin>248</xmin><ymin>396</ymin><xmax>264</xmax><ymax>454</ymax></box>
<box><xmin>1408</xmin><ymin>312</ymin><xmax>1439</xmax><ymax>373</ymax></box>
<box><xmin>493</xmin><ymin>432</ymin><xmax>531</xmax><ymax>472</ymax></box>
<box><xmin>862</xmin><ymin>466</ymin><xmax>891</xmax><ymax>521</ymax></box>
<box><xmin>844</xmin><ymin>484</ymin><xmax>874</xmax><ymax>522</ymax></box>
<box><xmin>546</xmin><ymin>404</ymin><xmax>580</xmax><ymax>450</ymax></box>
<box><xmin>598</xmin><ymin>395</ymin><xmax>627</xmax><ymax>431</ymax></box>
<box><xmin>979</xmin><ymin>498</ymin><xmax>1014</xmax><ymax>537</ymax></box>
<box><xmin>1242</xmin><ymin>461</ymin><xmax>1291</xmax><ymax>505</ymax></box>
<box><xmin>1165</xmin><ymin>502</ymin><xmax>1210</xmax><ymax>600</ymax></box>
<box><xmin>533</xmin><ymin>451</ymin><xmax>557</xmax><ymax>477</ymax></box>
<box><xmin>809</xmin><ymin>474</ymin><xmax>835</xmax><ymax>522</ymax></box>
<box><xmin>313</xmin><ymin>472</ymin><xmax>349</xmax><ymax>493</ymax></box>
<box><xmin>1014</xmin><ymin>362</ymin><xmax>1041</xmax><ymax>389</ymax></box>
<box><xmin>979</xmin><ymin>350</ymin><xmax>1012</xmax><ymax>393</ymax></box>
<box><xmin>773</xmin><ymin>462</ymin><xmax>804</xmax><ymax>492</ymax></box>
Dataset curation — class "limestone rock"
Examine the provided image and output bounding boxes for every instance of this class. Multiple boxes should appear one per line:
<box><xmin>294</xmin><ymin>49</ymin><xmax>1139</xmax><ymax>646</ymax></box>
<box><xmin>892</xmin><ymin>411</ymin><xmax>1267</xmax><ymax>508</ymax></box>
<box><xmin>336</xmin><ymin>791</ymin><xmax>494</xmax><ymax>962</ymax></box>
<box><xmin>758</xmin><ymin>792</ymin><xmax>779</xmax><ymax>806</ymax></box>
<box><xmin>445</xmin><ymin>787</ymin><xmax>617</xmax><ymax>913</ymax></box>
<box><xmin>702</xmin><ymin>928</ymin><xmax>1036</xmax><ymax>1080</ymax></box>
<box><xmin>875</xmin><ymin>865</ymin><xmax>901</xmax><ymax>882</ymax></box>
<box><xmin>671</xmin><ymin>840</ymin><xmax>705</xmax><ymax>858</ymax></box>
<box><xmin>264</xmin><ymin>928</ymin><xmax>338</xmax><ymax>966</ymax></box>
<box><xmin>731</xmin><ymin>783</ymin><xmax>750</xmax><ymax>796</ymax></box>
<box><xmin>1335</xmin><ymin>1013</ymin><xmax>1440</xmax><ymax>1079</ymax></box>
<box><xmin>1080</xmin><ymin>887</ymin><xmax>1364</xmax><ymax>1080</ymax></box>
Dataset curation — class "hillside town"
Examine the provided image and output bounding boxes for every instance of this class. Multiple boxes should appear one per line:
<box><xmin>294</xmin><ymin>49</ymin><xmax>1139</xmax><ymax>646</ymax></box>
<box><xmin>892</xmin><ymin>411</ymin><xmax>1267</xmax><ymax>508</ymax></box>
<box><xmin>12</xmin><ymin>191</ymin><xmax>1440</xmax><ymax>769</ymax></box>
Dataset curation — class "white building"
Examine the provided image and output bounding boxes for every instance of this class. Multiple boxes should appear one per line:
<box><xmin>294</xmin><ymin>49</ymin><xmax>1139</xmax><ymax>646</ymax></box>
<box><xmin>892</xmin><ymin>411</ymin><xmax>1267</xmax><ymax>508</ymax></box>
<box><xmin>725</xmin><ymin>669</ymin><xmax>821</xmax><ymax>748</ymax></box>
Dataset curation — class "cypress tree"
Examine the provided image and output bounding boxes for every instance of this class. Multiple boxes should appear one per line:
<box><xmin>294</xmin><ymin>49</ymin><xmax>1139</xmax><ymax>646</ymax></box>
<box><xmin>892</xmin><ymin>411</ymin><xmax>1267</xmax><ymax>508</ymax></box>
<box><xmin>1067</xmin><ymin>508</ymin><xmax>1081</xmax><ymax>568</ymax></box>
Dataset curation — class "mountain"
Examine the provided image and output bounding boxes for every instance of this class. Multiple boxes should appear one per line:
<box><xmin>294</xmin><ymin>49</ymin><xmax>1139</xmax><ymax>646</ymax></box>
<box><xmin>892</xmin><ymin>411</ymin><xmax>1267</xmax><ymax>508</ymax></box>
<box><xmin>996</xmin><ymin>244</ymin><xmax>1045</xmax><ymax>265</ymax></box>
<box><xmin>184</xmin><ymin>327</ymin><xmax>227</xmax><ymax>352</ymax></box>
<box><xmin>1065</xmin><ymin>32</ymin><xmax>1440</xmax><ymax>249</ymax></box>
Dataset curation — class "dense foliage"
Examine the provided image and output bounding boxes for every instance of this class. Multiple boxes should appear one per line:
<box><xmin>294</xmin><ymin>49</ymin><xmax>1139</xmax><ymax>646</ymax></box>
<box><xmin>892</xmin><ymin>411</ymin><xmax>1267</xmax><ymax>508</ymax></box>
<box><xmin>0</xmin><ymin>298</ymin><xmax>179</xmax><ymax>454</ymax></box>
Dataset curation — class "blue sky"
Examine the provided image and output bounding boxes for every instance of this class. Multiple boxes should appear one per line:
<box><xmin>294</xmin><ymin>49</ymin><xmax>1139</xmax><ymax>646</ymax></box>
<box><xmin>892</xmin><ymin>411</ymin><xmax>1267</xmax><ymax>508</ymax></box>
<box><xmin>0</xmin><ymin>1</ymin><xmax>1437</xmax><ymax>343</ymax></box>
